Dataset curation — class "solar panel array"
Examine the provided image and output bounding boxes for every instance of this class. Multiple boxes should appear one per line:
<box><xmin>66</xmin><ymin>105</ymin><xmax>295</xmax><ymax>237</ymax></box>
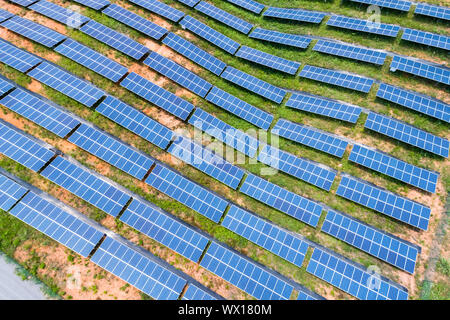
<box><xmin>263</xmin><ymin>7</ymin><xmax>326</xmax><ymax>24</ymax></box>
<box><xmin>8</xmin><ymin>0</ymin><xmax>39</xmax><ymax>6</ymax></box>
<box><xmin>194</xmin><ymin>1</ymin><xmax>254</xmax><ymax>34</ymax></box>
<box><xmin>349</xmin><ymin>0</ymin><xmax>412</xmax><ymax>12</ymax></box>
<box><xmin>414</xmin><ymin>3</ymin><xmax>450</xmax><ymax>21</ymax></box>
<box><xmin>129</xmin><ymin>0</ymin><xmax>185</xmax><ymax>22</ymax></box>
<box><xmin>40</xmin><ymin>156</ymin><xmax>131</xmax><ymax>217</ymax></box>
<box><xmin>145</xmin><ymin>164</ymin><xmax>228</xmax><ymax>223</ymax></box>
<box><xmin>72</xmin><ymin>0</ymin><xmax>110</xmax><ymax>10</ymax></box>
<box><xmin>222</xmin><ymin>204</ymin><xmax>310</xmax><ymax>267</ymax></box>
<box><xmin>0</xmin><ymin>77</ymin><xmax>14</xmax><ymax>96</ymax></box>
<box><xmin>0</xmin><ymin>174</ymin><xmax>28</xmax><ymax>211</ymax></box>
<box><xmin>239</xmin><ymin>173</ymin><xmax>324</xmax><ymax>227</ymax></box>
<box><xmin>258</xmin><ymin>144</ymin><xmax>337</xmax><ymax>191</ymax></box>
<box><xmin>365</xmin><ymin>112</ymin><xmax>450</xmax><ymax>158</ymax></box>
<box><xmin>176</xmin><ymin>0</ymin><xmax>200</xmax><ymax>8</ymax></box>
<box><xmin>182</xmin><ymin>284</ymin><xmax>217</xmax><ymax>300</ymax></box>
<box><xmin>29</xmin><ymin>0</ymin><xmax>90</xmax><ymax>28</ymax></box>
<box><xmin>0</xmin><ymin>9</ymin><xmax>14</xmax><ymax>23</ymax></box>
<box><xmin>273</xmin><ymin>119</ymin><xmax>349</xmax><ymax>158</ymax></box>
<box><xmin>143</xmin><ymin>52</ymin><xmax>213</xmax><ymax>98</ymax></box>
<box><xmin>401</xmin><ymin>28</ymin><xmax>450</xmax><ymax>51</ymax></box>
<box><xmin>226</xmin><ymin>0</ymin><xmax>265</xmax><ymax>14</ymax></box>
<box><xmin>390</xmin><ymin>56</ymin><xmax>450</xmax><ymax>86</ymax></box>
<box><xmin>326</xmin><ymin>15</ymin><xmax>400</xmax><ymax>37</ymax></box>
<box><xmin>200</xmin><ymin>241</ymin><xmax>294</xmax><ymax>300</ymax></box>
<box><xmin>0</xmin><ymin>39</ymin><xmax>42</xmax><ymax>73</ymax></box>
<box><xmin>179</xmin><ymin>15</ymin><xmax>240</xmax><ymax>54</ymax></box>
<box><xmin>249</xmin><ymin>27</ymin><xmax>312</xmax><ymax>49</ymax></box>
<box><xmin>300</xmin><ymin>65</ymin><xmax>374</xmax><ymax>93</ymax></box>
<box><xmin>348</xmin><ymin>144</ymin><xmax>439</xmax><ymax>193</ymax></box>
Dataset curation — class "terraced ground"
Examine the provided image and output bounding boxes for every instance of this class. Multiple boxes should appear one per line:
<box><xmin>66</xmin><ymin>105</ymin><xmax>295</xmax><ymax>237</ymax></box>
<box><xmin>0</xmin><ymin>0</ymin><xmax>448</xmax><ymax>300</ymax></box>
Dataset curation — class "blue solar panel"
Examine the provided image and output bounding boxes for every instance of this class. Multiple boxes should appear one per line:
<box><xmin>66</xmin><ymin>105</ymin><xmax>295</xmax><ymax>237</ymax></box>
<box><xmin>313</xmin><ymin>40</ymin><xmax>387</xmax><ymax>65</ymax></box>
<box><xmin>414</xmin><ymin>3</ymin><xmax>450</xmax><ymax>21</ymax></box>
<box><xmin>239</xmin><ymin>173</ymin><xmax>324</xmax><ymax>227</ymax></box>
<box><xmin>365</xmin><ymin>112</ymin><xmax>449</xmax><ymax>158</ymax></box>
<box><xmin>336</xmin><ymin>174</ymin><xmax>431</xmax><ymax>231</ymax></box>
<box><xmin>40</xmin><ymin>156</ymin><xmax>131</xmax><ymax>217</ymax></box>
<box><xmin>0</xmin><ymin>9</ymin><xmax>14</xmax><ymax>23</ymax></box>
<box><xmin>168</xmin><ymin>135</ymin><xmax>245</xmax><ymax>189</ymax></box>
<box><xmin>182</xmin><ymin>284</ymin><xmax>218</xmax><ymax>300</ymax></box>
<box><xmin>235</xmin><ymin>46</ymin><xmax>301</xmax><ymax>75</ymax></box>
<box><xmin>7</xmin><ymin>0</ymin><xmax>39</xmax><ymax>7</ymax></box>
<box><xmin>200</xmin><ymin>241</ymin><xmax>294</xmax><ymax>300</ymax></box>
<box><xmin>143</xmin><ymin>52</ymin><xmax>213</xmax><ymax>98</ymax></box>
<box><xmin>222</xmin><ymin>204</ymin><xmax>310</xmax><ymax>267</ymax></box>
<box><xmin>258</xmin><ymin>144</ymin><xmax>337</xmax><ymax>191</ymax></box>
<box><xmin>300</xmin><ymin>65</ymin><xmax>374</xmax><ymax>93</ymax></box>
<box><xmin>273</xmin><ymin>119</ymin><xmax>349</xmax><ymax>158</ymax></box>
<box><xmin>120</xmin><ymin>198</ymin><xmax>209</xmax><ymax>262</ymax></box>
<box><xmin>348</xmin><ymin>144</ymin><xmax>439</xmax><ymax>193</ymax></box>
<box><xmin>0</xmin><ymin>15</ymin><xmax>67</xmax><ymax>48</ymax></box>
<box><xmin>79</xmin><ymin>20</ymin><xmax>148</xmax><ymax>60</ymax></box>
<box><xmin>179</xmin><ymin>15</ymin><xmax>240</xmax><ymax>54</ymax></box>
<box><xmin>194</xmin><ymin>1</ymin><xmax>254</xmax><ymax>34</ymax></box>
<box><xmin>297</xmin><ymin>287</ymin><xmax>326</xmax><ymax>300</ymax></box>
<box><xmin>54</xmin><ymin>39</ymin><xmax>128</xmax><ymax>83</ymax></box>
<box><xmin>145</xmin><ymin>163</ymin><xmax>228</xmax><ymax>223</ymax></box>
<box><xmin>326</xmin><ymin>15</ymin><xmax>400</xmax><ymax>37</ymax></box>
<box><xmin>249</xmin><ymin>27</ymin><xmax>312</xmax><ymax>49</ymax></box>
<box><xmin>221</xmin><ymin>66</ymin><xmax>287</xmax><ymax>103</ymax></box>
<box><xmin>390</xmin><ymin>55</ymin><xmax>450</xmax><ymax>86</ymax></box>
<box><xmin>322</xmin><ymin>209</ymin><xmax>420</xmax><ymax>274</ymax></box>
<box><xmin>0</xmin><ymin>120</ymin><xmax>55</xmax><ymax>172</ymax></box>
<box><xmin>401</xmin><ymin>28</ymin><xmax>450</xmax><ymax>51</ymax></box>
<box><xmin>0</xmin><ymin>77</ymin><xmax>14</xmax><ymax>97</ymax></box>
<box><xmin>0</xmin><ymin>38</ymin><xmax>42</xmax><ymax>73</ymax></box>
<box><xmin>29</xmin><ymin>0</ymin><xmax>90</xmax><ymax>28</ymax></box>
<box><xmin>226</xmin><ymin>0</ymin><xmax>265</xmax><ymax>14</ymax></box>
<box><xmin>90</xmin><ymin>236</ymin><xmax>187</xmax><ymax>300</ymax></box>
<box><xmin>0</xmin><ymin>88</ymin><xmax>80</xmax><ymax>138</ymax></box>
<box><xmin>102</xmin><ymin>4</ymin><xmax>167</xmax><ymax>40</ymax></box>
<box><xmin>0</xmin><ymin>174</ymin><xmax>28</xmax><ymax>211</ymax></box>
<box><xmin>120</xmin><ymin>72</ymin><xmax>194</xmax><ymax>120</ymax></box>
<box><xmin>129</xmin><ymin>0</ymin><xmax>185</xmax><ymax>22</ymax></box>
<box><xmin>176</xmin><ymin>0</ymin><xmax>200</xmax><ymax>7</ymax></box>
<box><xmin>27</xmin><ymin>62</ymin><xmax>104</xmax><ymax>108</ymax></box>
<box><xmin>68</xmin><ymin>124</ymin><xmax>155</xmax><ymax>180</ymax></box>
<box><xmin>349</xmin><ymin>0</ymin><xmax>412</xmax><ymax>12</ymax></box>
<box><xmin>71</xmin><ymin>0</ymin><xmax>110</xmax><ymax>10</ymax></box>
<box><xmin>263</xmin><ymin>7</ymin><xmax>326</xmax><ymax>24</ymax></box>
<box><xmin>10</xmin><ymin>191</ymin><xmax>104</xmax><ymax>257</ymax></box>
<box><xmin>376</xmin><ymin>83</ymin><xmax>449</xmax><ymax>123</ymax></box>
<box><xmin>95</xmin><ymin>96</ymin><xmax>174</xmax><ymax>149</ymax></box>
<box><xmin>188</xmin><ymin>108</ymin><xmax>259</xmax><ymax>158</ymax></box>
<box><xmin>307</xmin><ymin>247</ymin><xmax>409</xmax><ymax>300</ymax></box>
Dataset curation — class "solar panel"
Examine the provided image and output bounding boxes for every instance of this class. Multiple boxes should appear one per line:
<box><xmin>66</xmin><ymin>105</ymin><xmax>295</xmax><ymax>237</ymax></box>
<box><xmin>0</xmin><ymin>38</ymin><xmax>42</xmax><ymax>73</ymax></box>
<box><xmin>67</xmin><ymin>124</ymin><xmax>155</xmax><ymax>180</ymax></box>
<box><xmin>326</xmin><ymin>15</ymin><xmax>400</xmax><ymax>37</ymax></box>
<box><xmin>249</xmin><ymin>27</ymin><xmax>312</xmax><ymax>49</ymax></box>
<box><xmin>348</xmin><ymin>144</ymin><xmax>439</xmax><ymax>193</ymax></box>
<box><xmin>376</xmin><ymin>83</ymin><xmax>449</xmax><ymax>123</ymax></box>
<box><xmin>176</xmin><ymin>0</ymin><xmax>200</xmax><ymax>8</ymax></box>
<box><xmin>222</xmin><ymin>204</ymin><xmax>310</xmax><ymax>267</ymax></box>
<box><xmin>6</xmin><ymin>0</ymin><xmax>38</xmax><ymax>7</ymax></box>
<box><xmin>79</xmin><ymin>20</ymin><xmax>148</xmax><ymax>60</ymax></box>
<box><xmin>168</xmin><ymin>135</ymin><xmax>245</xmax><ymax>189</ymax></box>
<box><xmin>9</xmin><ymin>191</ymin><xmax>104</xmax><ymax>257</ymax></box>
<box><xmin>0</xmin><ymin>8</ymin><xmax>14</xmax><ymax>23</ymax></box>
<box><xmin>322</xmin><ymin>209</ymin><xmax>420</xmax><ymax>274</ymax></box>
<box><xmin>0</xmin><ymin>77</ymin><xmax>15</xmax><ymax>96</ymax></box>
<box><xmin>0</xmin><ymin>174</ymin><xmax>28</xmax><ymax>211</ymax></box>
<box><xmin>120</xmin><ymin>72</ymin><xmax>194</xmax><ymax>120</ymax></box>
<box><xmin>0</xmin><ymin>15</ymin><xmax>67</xmax><ymax>48</ymax></box>
<box><xmin>273</xmin><ymin>119</ymin><xmax>349</xmax><ymax>158</ymax></box>
<box><xmin>0</xmin><ymin>88</ymin><xmax>80</xmax><ymax>138</ymax></box>
<box><xmin>188</xmin><ymin>108</ymin><xmax>259</xmax><ymax>158</ymax></box>
<box><xmin>95</xmin><ymin>96</ymin><xmax>173</xmax><ymax>150</ymax></box>
<box><xmin>143</xmin><ymin>52</ymin><xmax>213</xmax><ymax>98</ymax></box>
<box><xmin>29</xmin><ymin>0</ymin><xmax>90</xmax><ymax>28</ymax></box>
<box><xmin>194</xmin><ymin>1</ymin><xmax>254</xmax><ymax>34</ymax></box>
<box><xmin>258</xmin><ymin>144</ymin><xmax>337</xmax><ymax>191</ymax></box>
<box><xmin>225</xmin><ymin>0</ymin><xmax>265</xmax><ymax>14</ymax></box>
<box><xmin>90</xmin><ymin>236</ymin><xmax>187</xmax><ymax>300</ymax></box>
<box><xmin>235</xmin><ymin>46</ymin><xmax>301</xmax><ymax>75</ymax></box>
<box><xmin>401</xmin><ymin>28</ymin><xmax>450</xmax><ymax>51</ymax></box>
<box><xmin>145</xmin><ymin>163</ymin><xmax>228</xmax><ymax>223</ymax></box>
<box><xmin>297</xmin><ymin>287</ymin><xmax>326</xmax><ymax>300</ymax></box>
<box><xmin>336</xmin><ymin>174</ymin><xmax>431</xmax><ymax>231</ymax></box>
<box><xmin>179</xmin><ymin>16</ymin><xmax>240</xmax><ymax>55</ymax></box>
<box><xmin>307</xmin><ymin>247</ymin><xmax>409</xmax><ymax>300</ymax></box>
<box><xmin>313</xmin><ymin>40</ymin><xmax>387</xmax><ymax>65</ymax></box>
<box><xmin>71</xmin><ymin>0</ymin><xmax>110</xmax><ymax>11</ymax></box>
<box><xmin>129</xmin><ymin>0</ymin><xmax>185</xmax><ymax>22</ymax></box>
<box><xmin>40</xmin><ymin>156</ymin><xmax>131</xmax><ymax>217</ymax></box>
<box><xmin>182</xmin><ymin>284</ymin><xmax>217</xmax><ymax>300</ymax></box>
<box><xmin>221</xmin><ymin>66</ymin><xmax>287</xmax><ymax>103</ymax></box>
<box><xmin>263</xmin><ymin>7</ymin><xmax>326</xmax><ymax>24</ymax></box>
<box><xmin>54</xmin><ymin>38</ymin><xmax>128</xmax><ymax>83</ymax></box>
<box><xmin>200</xmin><ymin>241</ymin><xmax>294</xmax><ymax>300</ymax></box>
<box><xmin>27</xmin><ymin>62</ymin><xmax>104</xmax><ymax>108</ymax></box>
<box><xmin>414</xmin><ymin>3</ymin><xmax>450</xmax><ymax>21</ymax></box>
<box><xmin>390</xmin><ymin>55</ymin><xmax>450</xmax><ymax>86</ymax></box>
<box><xmin>239</xmin><ymin>173</ymin><xmax>324</xmax><ymax>227</ymax></box>
<box><xmin>349</xmin><ymin>0</ymin><xmax>412</xmax><ymax>12</ymax></box>
<box><xmin>102</xmin><ymin>4</ymin><xmax>167</xmax><ymax>40</ymax></box>
<box><xmin>120</xmin><ymin>198</ymin><xmax>209</xmax><ymax>262</ymax></box>
<box><xmin>300</xmin><ymin>65</ymin><xmax>374</xmax><ymax>93</ymax></box>
<box><xmin>162</xmin><ymin>33</ymin><xmax>226</xmax><ymax>76</ymax></box>
<box><xmin>0</xmin><ymin>119</ymin><xmax>55</xmax><ymax>172</ymax></box>
<box><xmin>365</xmin><ymin>112</ymin><xmax>449</xmax><ymax>158</ymax></box>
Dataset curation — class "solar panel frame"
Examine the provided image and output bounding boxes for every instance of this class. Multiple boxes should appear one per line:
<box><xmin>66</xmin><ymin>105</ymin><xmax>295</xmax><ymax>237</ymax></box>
<box><xmin>326</xmin><ymin>15</ymin><xmax>400</xmax><ymax>38</ymax></box>
<box><xmin>390</xmin><ymin>55</ymin><xmax>450</xmax><ymax>86</ymax></box>
<box><xmin>129</xmin><ymin>0</ymin><xmax>185</xmax><ymax>22</ymax></box>
<box><xmin>71</xmin><ymin>0</ymin><xmax>110</xmax><ymax>11</ymax></box>
<box><xmin>414</xmin><ymin>3</ymin><xmax>450</xmax><ymax>21</ymax></box>
<box><xmin>249</xmin><ymin>27</ymin><xmax>312</xmax><ymax>49</ymax></box>
<box><xmin>182</xmin><ymin>284</ymin><xmax>218</xmax><ymax>300</ymax></box>
<box><xmin>225</xmin><ymin>0</ymin><xmax>265</xmax><ymax>14</ymax></box>
<box><xmin>0</xmin><ymin>173</ymin><xmax>28</xmax><ymax>211</ymax></box>
<box><xmin>263</xmin><ymin>7</ymin><xmax>326</xmax><ymax>24</ymax></box>
<box><xmin>0</xmin><ymin>38</ymin><xmax>42</xmax><ymax>73</ymax></box>
<box><xmin>401</xmin><ymin>28</ymin><xmax>450</xmax><ymax>51</ymax></box>
<box><xmin>0</xmin><ymin>8</ymin><xmax>14</xmax><ymax>23</ymax></box>
<box><xmin>349</xmin><ymin>0</ymin><xmax>412</xmax><ymax>12</ymax></box>
<box><xmin>29</xmin><ymin>0</ymin><xmax>91</xmax><ymax>28</ymax></box>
